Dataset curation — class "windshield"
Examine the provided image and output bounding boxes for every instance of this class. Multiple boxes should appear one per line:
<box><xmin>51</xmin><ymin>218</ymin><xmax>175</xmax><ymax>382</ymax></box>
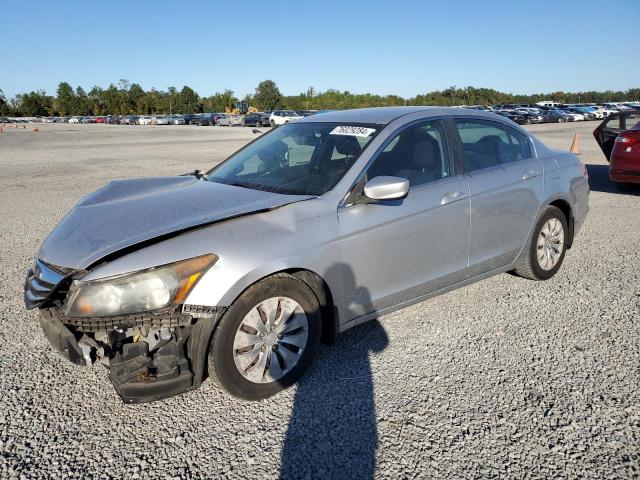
<box><xmin>207</xmin><ymin>122</ymin><xmax>379</xmax><ymax>195</ymax></box>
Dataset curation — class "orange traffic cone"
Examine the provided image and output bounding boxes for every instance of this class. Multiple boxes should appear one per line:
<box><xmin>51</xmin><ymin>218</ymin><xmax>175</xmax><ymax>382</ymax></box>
<box><xmin>570</xmin><ymin>131</ymin><xmax>580</xmax><ymax>155</ymax></box>
<box><xmin>0</xmin><ymin>126</ymin><xmax>4</xmax><ymax>133</ymax></box>
<box><xmin>14</xmin><ymin>123</ymin><xmax>18</xmax><ymax>128</ymax></box>
<box><xmin>22</xmin><ymin>125</ymin><xmax>26</xmax><ymax>129</ymax></box>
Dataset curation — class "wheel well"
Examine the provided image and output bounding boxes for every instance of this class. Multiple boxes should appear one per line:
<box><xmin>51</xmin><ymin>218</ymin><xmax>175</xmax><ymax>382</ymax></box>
<box><xmin>549</xmin><ymin>199</ymin><xmax>574</xmax><ymax>248</ymax></box>
<box><xmin>285</xmin><ymin>268</ymin><xmax>338</xmax><ymax>345</ymax></box>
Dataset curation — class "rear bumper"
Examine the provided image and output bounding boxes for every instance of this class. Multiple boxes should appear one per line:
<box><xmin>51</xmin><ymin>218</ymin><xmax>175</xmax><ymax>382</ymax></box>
<box><xmin>610</xmin><ymin>170</ymin><xmax>640</xmax><ymax>184</ymax></box>
<box><xmin>38</xmin><ymin>306</ymin><xmax>226</xmax><ymax>403</ymax></box>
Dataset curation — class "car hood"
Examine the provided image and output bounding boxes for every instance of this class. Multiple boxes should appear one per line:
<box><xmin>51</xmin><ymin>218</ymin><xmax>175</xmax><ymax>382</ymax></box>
<box><xmin>38</xmin><ymin>176</ymin><xmax>313</xmax><ymax>270</ymax></box>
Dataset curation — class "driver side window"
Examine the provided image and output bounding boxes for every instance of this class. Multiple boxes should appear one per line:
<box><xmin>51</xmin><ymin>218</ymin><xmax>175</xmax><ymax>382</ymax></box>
<box><xmin>366</xmin><ymin>120</ymin><xmax>452</xmax><ymax>188</ymax></box>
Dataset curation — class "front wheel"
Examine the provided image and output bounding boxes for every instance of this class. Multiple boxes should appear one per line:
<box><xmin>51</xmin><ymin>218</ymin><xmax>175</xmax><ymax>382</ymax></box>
<box><xmin>207</xmin><ymin>273</ymin><xmax>321</xmax><ymax>400</ymax></box>
<box><xmin>513</xmin><ymin>206</ymin><xmax>568</xmax><ymax>281</ymax></box>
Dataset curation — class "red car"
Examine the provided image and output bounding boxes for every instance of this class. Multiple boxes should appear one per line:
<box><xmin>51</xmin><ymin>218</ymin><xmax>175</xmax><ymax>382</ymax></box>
<box><xmin>594</xmin><ymin>112</ymin><xmax>640</xmax><ymax>190</ymax></box>
<box><xmin>95</xmin><ymin>116</ymin><xmax>106</xmax><ymax>124</ymax></box>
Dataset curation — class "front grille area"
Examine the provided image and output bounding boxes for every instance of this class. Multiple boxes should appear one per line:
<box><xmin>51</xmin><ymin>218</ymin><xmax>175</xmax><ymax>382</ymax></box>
<box><xmin>24</xmin><ymin>259</ymin><xmax>72</xmax><ymax>309</ymax></box>
<box><xmin>63</xmin><ymin>311</ymin><xmax>193</xmax><ymax>332</ymax></box>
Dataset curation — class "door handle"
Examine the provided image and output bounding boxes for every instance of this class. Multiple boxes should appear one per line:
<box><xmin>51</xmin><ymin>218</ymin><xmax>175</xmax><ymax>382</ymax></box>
<box><xmin>522</xmin><ymin>169</ymin><xmax>539</xmax><ymax>180</ymax></box>
<box><xmin>441</xmin><ymin>190</ymin><xmax>466</xmax><ymax>205</ymax></box>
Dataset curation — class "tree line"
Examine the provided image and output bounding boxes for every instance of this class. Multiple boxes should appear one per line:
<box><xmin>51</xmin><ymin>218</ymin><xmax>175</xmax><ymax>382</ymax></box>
<box><xmin>1</xmin><ymin>80</ymin><xmax>638</xmax><ymax>117</ymax></box>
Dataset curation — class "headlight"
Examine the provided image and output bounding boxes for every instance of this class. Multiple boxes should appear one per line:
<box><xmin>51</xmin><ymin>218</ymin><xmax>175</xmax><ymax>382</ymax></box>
<box><xmin>64</xmin><ymin>254</ymin><xmax>217</xmax><ymax>317</ymax></box>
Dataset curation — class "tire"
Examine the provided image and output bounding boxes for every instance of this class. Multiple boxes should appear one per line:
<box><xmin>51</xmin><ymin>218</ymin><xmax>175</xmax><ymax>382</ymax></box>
<box><xmin>616</xmin><ymin>182</ymin><xmax>632</xmax><ymax>192</ymax></box>
<box><xmin>270</xmin><ymin>120</ymin><xmax>276</xmax><ymax>127</ymax></box>
<box><xmin>207</xmin><ymin>273</ymin><xmax>321</xmax><ymax>400</ymax></box>
<box><xmin>513</xmin><ymin>205</ymin><xmax>568</xmax><ymax>281</ymax></box>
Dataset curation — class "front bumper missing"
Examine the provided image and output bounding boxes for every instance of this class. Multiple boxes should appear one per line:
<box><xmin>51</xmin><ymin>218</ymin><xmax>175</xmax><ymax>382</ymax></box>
<box><xmin>38</xmin><ymin>306</ymin><xmax>226</xmax><ymax>403</ymax></box>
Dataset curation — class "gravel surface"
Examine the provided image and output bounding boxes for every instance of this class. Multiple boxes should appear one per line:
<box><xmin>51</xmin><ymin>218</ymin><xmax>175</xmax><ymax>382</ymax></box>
<box><xmin>1</xmin><ymin>122</ymin><xmax>638</xmax><ymax>479</ymax></box>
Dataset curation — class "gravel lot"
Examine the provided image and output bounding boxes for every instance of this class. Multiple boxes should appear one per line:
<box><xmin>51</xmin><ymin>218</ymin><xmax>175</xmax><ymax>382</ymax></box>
<box><xmin>1</xmin><ymin>121</ymin><xmax>638</xmax><ymax>479</ymax></box>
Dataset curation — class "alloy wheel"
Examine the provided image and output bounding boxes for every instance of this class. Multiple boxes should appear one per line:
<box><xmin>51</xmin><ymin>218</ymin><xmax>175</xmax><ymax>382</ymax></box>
<box><xmin>232</xmin><ymin>297</ymin><xmax>309</xmax><ymax>383</ymax></box>
<box><xmin>536</xmin><ymin>218</ymin><xmax>565</xmax><ymax>270</ymax></box>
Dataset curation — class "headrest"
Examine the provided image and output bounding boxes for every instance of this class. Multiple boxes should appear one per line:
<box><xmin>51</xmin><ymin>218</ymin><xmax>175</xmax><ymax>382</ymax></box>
<box><xmin>257</xmin><ymin>140</ymin><xmax>288</xmax><ymax>165</ymax></box>
<box><xmin>412</xmin><ymin>139</ymin><xmax>439</xmax><ymax>168</ymax></box>
<box><xmin>333</xmin><ymin>135</ymin><xmax>361</xmax><ymax>156</ymax></box>
<box><xmin>476</xmin><ymin>135</ymin><xmax>506</xmax><ymax>154</ymax></box>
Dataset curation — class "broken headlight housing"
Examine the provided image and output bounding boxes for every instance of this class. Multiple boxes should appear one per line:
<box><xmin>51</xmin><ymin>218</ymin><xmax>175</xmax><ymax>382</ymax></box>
<box><xmin>64</xmin><ymin>254</ymin><xmax>217</xmax><ymax>317</ymax></box>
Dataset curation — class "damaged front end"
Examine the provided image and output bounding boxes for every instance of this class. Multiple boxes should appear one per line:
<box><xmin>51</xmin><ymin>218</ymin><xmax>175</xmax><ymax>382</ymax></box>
<box><xmin>26</xmin><ymin>257</ymin><xmax>225</xmax><ymax>403</ymax></box>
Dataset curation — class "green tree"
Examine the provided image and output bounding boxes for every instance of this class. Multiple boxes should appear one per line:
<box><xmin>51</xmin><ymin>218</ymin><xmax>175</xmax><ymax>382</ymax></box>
<box><xmin>15</xmin><ymin>90</ymin><xmax>52</xmax><ymax>116</ymax></box>
<box><xmin>73</xmin><ymin>86</ymin><xmax>89</xmax><ymax>115</ymax></box>
<box><xmin>56</xmin><ymin>82</ymin><xmax>75</xmax><ymax>115</ymax></box>
<box><xmin>0</xmin><ymin>89</ymin><xmax>11</xmax><ymax>115</ymax></box>
<box><xmin>254</xmin><ymin>80</ymin><xmax>281</xmax><ymax>111</ymax></box>
<box><xmin>178</xmin><ymin>85</ymin><xmax>199</xmax><ymax>113</ymax></box>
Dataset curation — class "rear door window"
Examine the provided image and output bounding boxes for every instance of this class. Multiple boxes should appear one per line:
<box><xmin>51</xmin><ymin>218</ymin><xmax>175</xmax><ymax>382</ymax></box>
<box><xmin>605</xmin><ymin>116</ymin><xmax>621</xmax><ymax>130</ymax></box>
<box><xmin>455</xmin><ymin>120</ymin><xmax>514</xmax><ymax>172</ymax></box>
<box><xmin>624</xmin><ymin>114</ymin><xmax>640</xmax><ymax>130</ymax></box>
<box><xmin>507</xmin><ymin>128</ymin><xmax>532</xmax><ymax>161</ymax></box>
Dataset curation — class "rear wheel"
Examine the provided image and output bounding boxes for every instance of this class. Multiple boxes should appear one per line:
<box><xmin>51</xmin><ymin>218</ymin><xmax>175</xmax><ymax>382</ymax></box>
<box><xmin>615</xmin><ymin>182</ymin><xmax>633</xmax><ymax>192</ymax></box>
<box><xmin>514</xmin><ymin>206</ymin><xmax>568</xmax><ymax>281</ymax></box>
<box><xmin>207</xmin><ymin>273</ymin><xmax>321</xmax><ymax>400</ymax></box>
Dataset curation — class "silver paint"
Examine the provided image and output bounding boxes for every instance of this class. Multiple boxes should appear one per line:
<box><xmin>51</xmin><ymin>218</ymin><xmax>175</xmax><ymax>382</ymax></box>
<box><xmin>37</xmin><ymin>108</ymin><xmax>590</xmax><ymax>333</ymax></box>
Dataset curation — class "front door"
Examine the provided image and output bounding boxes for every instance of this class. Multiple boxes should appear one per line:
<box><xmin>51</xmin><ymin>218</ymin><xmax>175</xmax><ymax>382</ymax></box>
<box><xmin>334</xmin><ymin>119</ymin><xmax>470</xmax><ymax>321</ymax></box>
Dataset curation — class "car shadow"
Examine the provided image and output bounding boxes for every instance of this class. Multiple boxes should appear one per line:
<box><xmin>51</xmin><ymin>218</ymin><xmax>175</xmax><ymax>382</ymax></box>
<box><xmin>279</xmin><ymin>263</ymin><xmax>388</xmax><ymax>480</ymax></box>
<box><xmin>586</xmin><ymin>163</ymin><xmax>639</xmax><ymax>195</ymax></box>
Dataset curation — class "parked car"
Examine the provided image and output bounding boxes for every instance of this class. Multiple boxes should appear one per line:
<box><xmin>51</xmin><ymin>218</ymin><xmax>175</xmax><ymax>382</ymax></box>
<box><xmin>495</xmin><ymin>110</ymin><xmax>527</xmax><ymax>124</ymax></box>
<box><xmin>567</xmin><ymin>107</ymin><xmax>597</xmax><ymax>121</ymax></box>
<box><xmin>545</xmin><ymin>109</ymin><xmax>574</xmax><ymax>123</ymax></box>
<box><xmin>152</xmin><ymin>115</ymin><xmax>170</xmax><ymax>125</ymax></box>
<box><xmin>95</xmin><ymin>116</ymin><xmax>106</xmax><ymax>124</ymax></box>
<box><xmin>196</xmin><ymin>113</ymin><xmax>217</xmax><ymax>126</ymax></box>
<box><xmin>593</xmin><ymin>112</ymin><xmax>640</xmax><ymax>190</ymax></box>
<box><xmin>24</xmin><ymin>107</ymin><xmax>589</xmax><ymax>403</ymax></box>
<box><xmin>296</xmin><ymin>110</ymin><xmax>317</xmax><ymax>117</ymax></box>
<box><xmin>69</xmin><ymin>116</ymin><xmax>81</xmax><ymax>124</ymax></box>
<box><xmin>242</xmin><ymin>112</ymin><xmax>270</xmax><ymax>127</ymax></box>
<box><xmin>137</xmin><ymin>115</ymin><xmax>152</xmax><ymax>125</ymax></box>
<box><xmin>269</xmin><ymin>110</ymin><xmax>303</xmax><ymax>126</ymax></box>
<box><xmin>556</xmin><ymin>109</ymin><xmax>585</xmax><ymax>121</ymax></box>
<box><xmin>168</xmin><ymin>115</ymin><xmax>186</xmax><ymax>125</ymax></box>
<box><xmin>590</xmin><ymin>106</ymin><xmax>617</xmax><ymax>118</ymax></box>
<box><xmin>181</xmin><ymin>114</ymin><xmax>199</xmax><ymax>125</ymax></box>
<box><xmin>119</xmin><ymin>115</ymin><xmax>138</xmax><ymax>125</ymax></box>
<box><xmin>513</xmin><ymin>108</ymin><xmax>545</xmax><ymax>124</ymax></box>
<box><xmin>218</xmin><ymin>114</ymin><xmax>244</xmax><ymax>126</ymax></box>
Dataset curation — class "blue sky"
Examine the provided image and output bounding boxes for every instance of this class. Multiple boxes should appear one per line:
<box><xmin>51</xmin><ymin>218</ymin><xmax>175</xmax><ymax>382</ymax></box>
<box><xmin>1</xmin><ymin>0</ymin><xmax>638</xmax><ymax>98</ymax></box>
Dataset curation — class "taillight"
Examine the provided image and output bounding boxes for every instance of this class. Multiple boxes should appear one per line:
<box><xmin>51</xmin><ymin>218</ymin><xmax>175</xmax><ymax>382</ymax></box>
<box><xmin>615</xmin><ymin>131</ymin><xmax>639</xmax><ymax>146</ymax></box>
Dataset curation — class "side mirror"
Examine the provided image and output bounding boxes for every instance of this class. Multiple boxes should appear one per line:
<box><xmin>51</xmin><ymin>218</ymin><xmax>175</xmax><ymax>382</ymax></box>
<box><xmin>363</xmin><ymin>176</ymin><xmax>409</xmax><ymax>201</ymax></box>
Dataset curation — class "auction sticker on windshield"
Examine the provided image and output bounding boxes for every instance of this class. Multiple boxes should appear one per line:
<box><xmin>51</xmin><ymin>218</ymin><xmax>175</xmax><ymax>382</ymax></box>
<box><xmin>329</xmin><ymin>126</ymin><xmax>376</xmax><ymax>137</ymax></box>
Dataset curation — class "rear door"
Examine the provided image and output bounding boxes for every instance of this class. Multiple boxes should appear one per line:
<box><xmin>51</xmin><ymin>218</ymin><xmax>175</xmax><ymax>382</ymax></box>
<box><xmin>453</xmin><ymin>118</ymin><xmax>543</xmax><ymax>277</ymax></box>
<box><xmin>594</xmin><ymin>114</ymin><xmax>624</xmax><ymax>160</ymax></box>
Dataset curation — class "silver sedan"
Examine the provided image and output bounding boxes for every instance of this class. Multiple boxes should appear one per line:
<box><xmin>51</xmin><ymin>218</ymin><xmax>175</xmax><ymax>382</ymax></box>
<box><xmin>25</xmin><ymin>107</ymin><xmax>590</xmax><ymax>402</ymax></box>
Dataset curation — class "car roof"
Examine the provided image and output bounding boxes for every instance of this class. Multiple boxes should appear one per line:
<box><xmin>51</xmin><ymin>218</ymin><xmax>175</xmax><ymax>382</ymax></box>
<box><xmin>299</xmin><ymin>106</ymin><xmax>505</xmax><ymax>125</ymax></box>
